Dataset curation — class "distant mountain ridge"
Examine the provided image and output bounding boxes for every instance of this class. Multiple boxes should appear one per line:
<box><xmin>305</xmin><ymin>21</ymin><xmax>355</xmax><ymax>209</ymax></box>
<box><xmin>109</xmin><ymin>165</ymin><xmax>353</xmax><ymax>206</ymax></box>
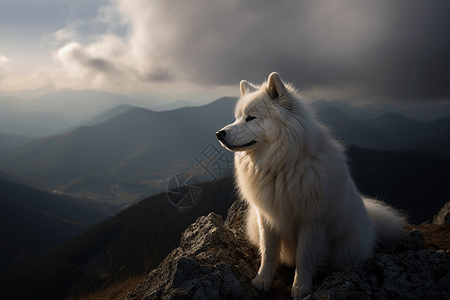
<box><xmin>1</xmin><ymin>97</ymin><xmax>449</xmax><ymax>211</ymax></box>
<box><xmin>0</xmin><ymin>89</ymin><xmax>206</xmax><ymax>140</ymax></box>
<box><xmin>0</xmin><ymin>97</ymin><xmax>238</xmax><ymax>208</ymax></box>
<box><xmin>313</xmin><ymin>103</ymin><xmax>450</xmax><ymax>154</ymax></box>
<box><xmin>313</xmin><ymin>99</ymin><xmax>450</xmax><ymax>122</ymax></box>
<box><xmin>2</xmin><ymin>89</ymin><xmax>449</xmax><ymax>139</ymax></box>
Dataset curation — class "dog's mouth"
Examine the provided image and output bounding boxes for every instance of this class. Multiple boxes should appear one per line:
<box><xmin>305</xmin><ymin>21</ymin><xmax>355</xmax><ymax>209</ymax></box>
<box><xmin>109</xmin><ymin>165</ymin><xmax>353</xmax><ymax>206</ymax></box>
<box><xmin>225</xmin><ymin>140</ymin><xmax>257</xmax><ymax>151</ymax></box>
<box><xmin>217</xmin><ymin>138</ymin><xmax>257</xmax><ymax>151</ymax></box>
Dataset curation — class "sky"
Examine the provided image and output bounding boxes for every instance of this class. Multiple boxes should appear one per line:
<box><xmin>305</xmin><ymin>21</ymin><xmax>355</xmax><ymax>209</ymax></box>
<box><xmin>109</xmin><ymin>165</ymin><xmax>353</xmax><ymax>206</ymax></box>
<box><xmin>0</xmin><ymin>0</ymin><xmax>449</xmax><ymax>103</ymax></box>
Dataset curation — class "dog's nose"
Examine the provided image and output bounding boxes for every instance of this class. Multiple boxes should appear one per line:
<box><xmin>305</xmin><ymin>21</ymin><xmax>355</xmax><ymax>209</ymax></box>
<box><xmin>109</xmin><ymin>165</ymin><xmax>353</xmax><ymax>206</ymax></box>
<box><xmin>216</xmin><ymin>130</ymin><xmax>226</xmax><ymax>141</ymax></box>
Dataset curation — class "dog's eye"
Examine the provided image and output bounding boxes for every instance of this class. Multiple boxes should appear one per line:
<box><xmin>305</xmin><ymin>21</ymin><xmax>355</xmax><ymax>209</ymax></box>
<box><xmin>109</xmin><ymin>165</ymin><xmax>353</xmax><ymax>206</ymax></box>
<box><xmin>245</xmin><ymin>115</ymin><xmax>256</xmax><ymax>122</ymax></box>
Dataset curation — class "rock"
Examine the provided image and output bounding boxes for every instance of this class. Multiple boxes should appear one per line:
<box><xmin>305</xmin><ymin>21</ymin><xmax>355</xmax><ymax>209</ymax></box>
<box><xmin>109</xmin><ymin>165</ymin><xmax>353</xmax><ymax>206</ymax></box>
<box><xmin>375</xmin><ymin>229</ymin><xmax>425</xmax><ymax>254</ymax></box>
<box><xmin>125</xmin><ymin>201</ymin><xmax>259</xmax><ymax>300</ymax></box>
<box><xmin>224</xmin><ymin>198</ymin><xmax>248</xmax><ymax>230</ymax></box>
<box><xmin>125</xmin><ymin>200</ymin><xmax>450</xmax><ymax>300</ymax></box>
<box><xmin>433</xmin><ymin>201</ymin><xmax>450</xmax><ymax>227</ymax></box>
<box><xmin>313</xmin><ymin>249</ymin><xmax>450</xmax><ymax>300</ymax></box>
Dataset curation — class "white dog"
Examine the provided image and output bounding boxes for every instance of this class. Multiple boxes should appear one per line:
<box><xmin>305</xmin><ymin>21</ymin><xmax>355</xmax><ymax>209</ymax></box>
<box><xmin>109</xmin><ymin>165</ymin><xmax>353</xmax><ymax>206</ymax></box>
<box><xmin>216</xmin><ymin>72</ymin><xmax>407</xmax><ymax>299</ymax></box>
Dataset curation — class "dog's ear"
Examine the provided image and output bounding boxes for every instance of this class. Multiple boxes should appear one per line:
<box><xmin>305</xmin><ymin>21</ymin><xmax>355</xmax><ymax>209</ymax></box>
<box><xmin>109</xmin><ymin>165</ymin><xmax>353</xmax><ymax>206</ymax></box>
<box><xmin>267</xmin><ymin>72</ymin><xmax>291</xmax><ymax>110</ymax></box>
<box><xmin>240</xmin><ymin>80</ymin><xmax>257</xmax><ymax>96</ymax></box>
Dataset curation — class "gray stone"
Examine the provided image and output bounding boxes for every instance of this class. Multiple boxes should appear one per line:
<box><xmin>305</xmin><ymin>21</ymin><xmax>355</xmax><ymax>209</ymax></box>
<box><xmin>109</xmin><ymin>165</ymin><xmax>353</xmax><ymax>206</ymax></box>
<box><xmin>125</xmin><ymin>202</ymin><xmax>259</xmax><ymax>300</ymax></box>
<box><xmin>433</xmin><ymin>201</ymin><xmax>450</xmax><ymax>227</ymax></box>
<box><xmin>224</xmin><ymin>199</ymin><xmax>248</xmax><ymax>230</ymax></box>
<box><xmin>313</xmin><ymin>248</ymin><xmax>450</xmax><ymax>300</ymax></box>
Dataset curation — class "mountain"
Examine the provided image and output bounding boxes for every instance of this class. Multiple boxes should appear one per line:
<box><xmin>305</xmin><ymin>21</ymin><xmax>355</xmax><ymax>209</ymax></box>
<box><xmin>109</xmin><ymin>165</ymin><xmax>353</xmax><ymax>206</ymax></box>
<box><xmin>0</xmin><ymin>84</ymin><xmax>57</xmax><ymax>99</ymax></box>
<box><xmin>313</xmin><ymin>99</ymin><xmax>450</xmax><ymax>121</ymax></box>
<box><xmin>1</xmin><ymin>146</ymin><xmax>449</xmax><ymax>299</ymax></box>
<box><xmin>152</xmin><ymin>99</ymin><xmax>196</xmax><ymax>111</ymax></box>
<box><xmin>59</xmin><ymin>104</ymin><xmax>135</xmax><ymax>134</ymax></box>
<box><xmin>367</xmin><ymin>113</ymin><xmax>450</xmax><ymax>152</ymax></box>
<box><xmin>0</xmin><ymin>132</ymin><xmax>38</xmax><ymax>152</ymax></box>
<box><xmin>0</xmin><ymin>97</ymin><xmax>238</xmax><ymax>208</ymax></box>
<box><xmin>313</xmin><ymin>103</ymin><xmax>450</xmax><ymax>155</ymax></box>
<box><xmin>346</xmin><ymin>146</ymin><xmax>450</xmax><ymax>224</ymax></box>
<box><xmin>125</xmin><ymin>90</ymin><xmax>221</xmax><ymax>107</ymax></box>
<box><xmin>0</xmin><ymin>105</ymin><xmax>134</xmax><ymax>158</ymax></box>
<box><xmin>82</xmin><ymin>104</ymin><xmax>134</xmax><ymax>126</ymax></box>
<box><xmin>314</xmin><ymin>104</ymin><xmax>399</xmax><ymax>150</ymax></box>
<box><xmin>24</xmin><ymin>90</ymin><xmax>137</xmax><ymax>124</ymax></box>
<box><xmin>0</xmin><ymin>96</ymin><xmax>72</xmax><ymax>137</ymax></box>
<box><xmin>0</xmin><ymin>89</ymin><xmax>219</xmax><ymax>138</ymax></box>
<box><xmin>2</xmin><ymin>97</ymin><xmax>450</xmax><ymax>212</ymax></box>
<box><xmin>0</xmin><ymin>170</ymin><xmax>33</xmax><ymax>185</ymax></box>
<box><xmin>0</xmin><ymin>90</ymin><xmax>193</xmax><ymax>137</ymax></box>
<box><xmin>0</xmin><ymin>175</ymin><xmax>237</xmax><ymax>300</ymax></box>
<box><xmin>0</xmin><ymin>177</ymin><xmax>109</xmax><ymax>273</ymax></box>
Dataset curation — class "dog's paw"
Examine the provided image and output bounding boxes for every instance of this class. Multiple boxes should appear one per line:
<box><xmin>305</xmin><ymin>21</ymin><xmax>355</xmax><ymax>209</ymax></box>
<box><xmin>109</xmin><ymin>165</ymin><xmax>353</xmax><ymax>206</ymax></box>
<box><xmin>252</xmin><ymin>273</ymin><xmax>273</xmax><ymax>292</ymax></box>
<box><xmin>291</xmin><ymin>283</ymin><xmax>311</xmax><ymax>299</ymax></box>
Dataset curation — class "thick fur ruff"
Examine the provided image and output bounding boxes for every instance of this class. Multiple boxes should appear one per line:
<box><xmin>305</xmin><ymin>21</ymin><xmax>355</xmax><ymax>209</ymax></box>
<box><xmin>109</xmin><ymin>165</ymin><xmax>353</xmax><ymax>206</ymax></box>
<box><xmin>216</xmin><ymin>72</ymin><xmax>407</xmax><ymax>298</ymax></box>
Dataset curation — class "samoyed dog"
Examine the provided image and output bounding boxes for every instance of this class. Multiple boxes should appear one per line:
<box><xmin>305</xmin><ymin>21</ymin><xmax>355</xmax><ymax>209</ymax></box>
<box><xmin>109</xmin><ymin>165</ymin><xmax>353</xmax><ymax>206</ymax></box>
<box><xmin>216</xmin><ymin>72</ymin><xmax>407</xmax><ymax>299</ymax></box>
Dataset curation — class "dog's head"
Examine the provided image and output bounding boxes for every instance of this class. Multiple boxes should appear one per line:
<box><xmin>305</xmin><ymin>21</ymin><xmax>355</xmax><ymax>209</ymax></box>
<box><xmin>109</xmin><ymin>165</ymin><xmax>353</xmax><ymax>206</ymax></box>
<box><xmin>216</xmin><ymin>72</ymin><xmax>292</xmax><ymax>152</ymax></box>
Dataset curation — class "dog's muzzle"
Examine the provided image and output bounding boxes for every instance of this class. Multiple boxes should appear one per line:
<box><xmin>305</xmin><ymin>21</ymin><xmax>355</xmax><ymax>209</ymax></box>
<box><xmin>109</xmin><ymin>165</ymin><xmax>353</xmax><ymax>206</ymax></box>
<box><xmin>216</xmin><ymin>130</ymin><xmax>226</xmax><ymax>143</ymax></box>
<box><xmin>216</xmin><ymin>129</ymin><xmax>256</xmax><ymax>151</ymax></box>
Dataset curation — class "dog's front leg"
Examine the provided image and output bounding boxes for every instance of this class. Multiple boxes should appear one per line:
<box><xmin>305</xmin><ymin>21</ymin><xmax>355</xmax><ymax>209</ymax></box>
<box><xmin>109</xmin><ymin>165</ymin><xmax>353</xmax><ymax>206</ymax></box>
<box><xmin>292</xmin><ymin>223</ymin><xmax>327</xmax><ymax>299</ymax></box>
<box><xmin>252</xmin><ymin>215</ymin><xmax>280</xmax><ymax>292</ymax></box>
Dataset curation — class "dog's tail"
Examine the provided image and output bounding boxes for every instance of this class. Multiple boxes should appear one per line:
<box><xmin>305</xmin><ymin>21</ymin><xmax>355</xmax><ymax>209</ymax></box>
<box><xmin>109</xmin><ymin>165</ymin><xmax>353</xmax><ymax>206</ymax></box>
<box><xmin>363</xmin><ymin>198</ymin><xmax>408</xmax><ymax>242</ymax></box>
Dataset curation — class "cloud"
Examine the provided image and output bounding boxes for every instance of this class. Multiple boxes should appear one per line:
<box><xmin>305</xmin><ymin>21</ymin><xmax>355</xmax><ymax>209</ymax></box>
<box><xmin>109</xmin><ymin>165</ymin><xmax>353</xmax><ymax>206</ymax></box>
<box><xmin>54</xmin><ymin>0</ymin><xmax>450</xmax><ymax>101</ymax></box>
<box><xmin>0</xmin><ymin>55</ymin><xmax>10</xmax><ymax>80</ymax></box>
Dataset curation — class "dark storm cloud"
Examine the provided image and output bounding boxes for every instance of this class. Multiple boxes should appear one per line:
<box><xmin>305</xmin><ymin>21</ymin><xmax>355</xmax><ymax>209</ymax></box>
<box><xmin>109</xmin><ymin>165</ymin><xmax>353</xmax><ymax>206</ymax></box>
<box><xmin>57</xmin><ymin>0</ymin><xmax>450</xmax><ymax>101</ymax></box>
<box><xmin>158</xmin><ymin>0</ymin><xmax>450</xmax><ymax>101</ymax></box>
<box><xmin>358</xmin><ymin>1</ymin><xmax>450</xmax><ymax>100</ymax></box>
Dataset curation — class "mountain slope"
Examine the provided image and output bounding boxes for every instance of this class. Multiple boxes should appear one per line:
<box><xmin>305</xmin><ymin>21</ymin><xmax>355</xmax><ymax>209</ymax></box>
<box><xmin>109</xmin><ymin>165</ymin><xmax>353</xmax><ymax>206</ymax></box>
<box><xmin>28</xmin><ymin>90</ymin><xmax>136</xmax><ymax>123</ymax></box>
<box><xmin>1</xmin><ymin>97</ymin><xmax>237</xmax><ymax>197</ymax></box>
<box><xmin>314</xmin><ymin>103</ymin><xmax>450</xmax><ymax>154</ymax></box>
<box><xmin>314</xmin><ymin>104</ymin><xmax>399</xmax><ymax>150</ymax></box>
<box><xmin>367</xmin><ymin>113</ymin><xmax>450</xmax><ymax>152</ymax></box>
<box><xmin>2</xmin><ymin>107</ymin><xmax>165</xmax><ymax>181</ymax></box>
<box><xmin>0</xmin><ymin>175</ymin><xmax>237</xmax><ymax>300</ymax></box>
<box><xmin>0</xmin><ymin>133</ymin><xmax>38</xmax><ymax>152</ymax></box>
<box><xmin>0</xmin><ymin>180</ymin><xmax>109</xmax><ymax>273</ymax></box>
<box><xmin>347</xmin><ymin>146</ymin><xmax>450</xmax><ymax>224</ymax></box>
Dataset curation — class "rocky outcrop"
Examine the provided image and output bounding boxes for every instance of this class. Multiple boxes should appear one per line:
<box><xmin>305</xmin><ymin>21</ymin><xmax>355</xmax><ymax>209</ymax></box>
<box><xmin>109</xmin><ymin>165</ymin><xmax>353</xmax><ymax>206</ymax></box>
<box><xmin>125</xmin><ymin>200</ymin><xmax>450</xmax><ymax>300</ymax></box>
<box><xmin>312</xmin><ymin>247</ymin><xmax>450</xmax><ymax>300</ymax></box>
<box><xmin>125</xmin><ymin>200</ymin><xmax>259</xmax><ymax>300</ymax></box>
<box><xmin>433</xmin><ymin>201</ymin><xmax>450</xmax><ymax>227</ymax></box>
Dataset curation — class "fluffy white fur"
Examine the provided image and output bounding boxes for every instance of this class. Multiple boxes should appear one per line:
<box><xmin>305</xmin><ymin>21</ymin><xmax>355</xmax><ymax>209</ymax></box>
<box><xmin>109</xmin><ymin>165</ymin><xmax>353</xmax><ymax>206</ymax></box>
<box><xmin>216</xmin><ymin>72</ymin><xmax>407</xmax><ymax>299</ymax></box>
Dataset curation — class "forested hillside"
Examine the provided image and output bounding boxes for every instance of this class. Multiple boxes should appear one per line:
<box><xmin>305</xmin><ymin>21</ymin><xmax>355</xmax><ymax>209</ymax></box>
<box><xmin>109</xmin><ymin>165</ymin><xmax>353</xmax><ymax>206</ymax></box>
<box><xmin>0</xmin><ymin>176</ymin><xmax>237</xmax><ymax>300</ymax></box>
